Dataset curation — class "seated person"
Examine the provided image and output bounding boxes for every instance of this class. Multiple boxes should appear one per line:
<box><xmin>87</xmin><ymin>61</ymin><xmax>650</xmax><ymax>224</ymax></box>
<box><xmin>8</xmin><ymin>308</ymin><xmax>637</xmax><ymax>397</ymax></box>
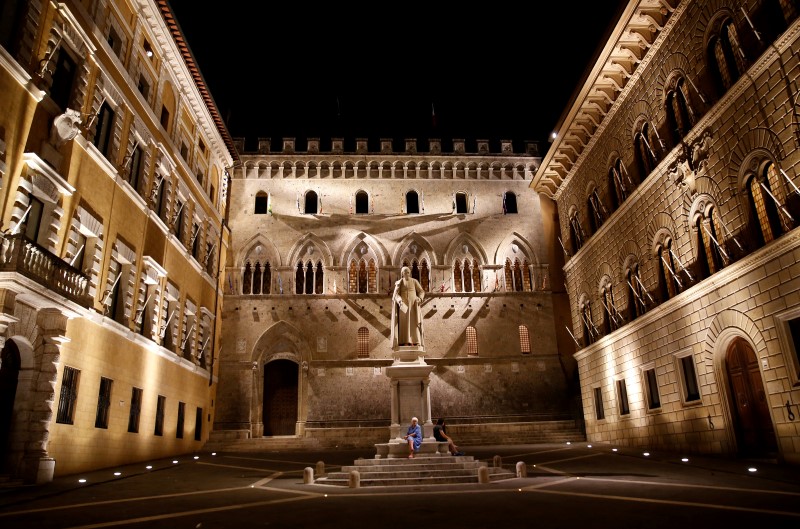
<box><xmin>433</xmin><ymin>418</ymin><xmax>463</xmax><ymax>456</ymax></box>
<box><xmin>403</xmin><ymin>417</ymin><xmax>423</xmax><ymax>458</ymax></box>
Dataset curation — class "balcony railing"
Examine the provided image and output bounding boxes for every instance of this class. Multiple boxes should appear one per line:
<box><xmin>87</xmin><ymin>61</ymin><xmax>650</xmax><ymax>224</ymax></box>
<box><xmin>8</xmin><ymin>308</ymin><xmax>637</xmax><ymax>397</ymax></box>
<box><xmin>0</xmin><ymin>233</ymin><xmax>93</xmax><ymax>308</ymax></box>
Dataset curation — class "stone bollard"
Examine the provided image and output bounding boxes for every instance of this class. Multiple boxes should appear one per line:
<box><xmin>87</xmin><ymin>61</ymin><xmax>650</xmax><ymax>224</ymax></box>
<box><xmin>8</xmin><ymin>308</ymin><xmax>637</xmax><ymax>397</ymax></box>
<box><xmin>493</xmin><ymin>455</ymin><xmax>502</xmax><ymax>468</ymax></box>
<box><xmin>316</xmin><ymin>460</ymin><xmax>325</xmax><ymax>477</ymax></box>
<box><xmin>348</xmin><ymin>470</ymin><xmax>360</xmax><ymax>488</ymax></box>
<box><xmin>478</xmin><ymin>465</ymin><xmax>490</xmax><ymax>484</ymax></box>
<box><xmin>516</xmin><ymin>461</ymin><xmax>527</xmax><ymax>478</ymax></box>
<box><xmin>303</xmin><ymin>467</ymin><xmax>314</xmax><ymax>484</ymax></box>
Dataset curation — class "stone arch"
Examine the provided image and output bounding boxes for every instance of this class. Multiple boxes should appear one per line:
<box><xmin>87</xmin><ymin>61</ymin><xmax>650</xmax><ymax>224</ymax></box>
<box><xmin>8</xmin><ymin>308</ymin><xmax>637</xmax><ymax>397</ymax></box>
<box><xmin>236</xmin><ymin>234</ymin><xmax>281</xmax><ymax>268</ymax></box>
<box><xmin>444</xmin><ymin>233</ymin><xmax>488</xmax><ymax>267</ymax></box>
<box><xmin>286</xmin><ymin>233</ymin><xmax>334</xmax><ymax>268</ymax></box>
<box><xmin>393</xmin><ymin>232</ymin><xmax>436</xmax><ymax>267</ymax></box>
<box><xmin>701</xmin><ymin>309</ymin><xmax>769</xmax><ymax>452</ymax></box>
<box><xmin>728</xmin><ymin>128</ymin><xmax>787</xmax><ymax>192</ymax></box>
<box><xmin>340</xmin><ymin>232</ymin><xmax>390</xmax><ymax>268</ymax></box>
<box><xmin>493</xmin><ymin>232</ymin><xmax>536</xmax><ymax>267</ymax></box>
<box><xmin>595</xmin><ymin>262</ymin><xmax>615</xmax><ymax>293</ymax></box>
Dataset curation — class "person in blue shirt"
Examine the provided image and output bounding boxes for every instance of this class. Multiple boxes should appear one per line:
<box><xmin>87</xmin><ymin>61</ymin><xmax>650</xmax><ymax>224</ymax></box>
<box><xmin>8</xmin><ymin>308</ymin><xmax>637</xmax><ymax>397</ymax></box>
<box><xmin>403</xmin><ymin>417</ymin><xmax>423</xmax><ymax>458</ymax></box>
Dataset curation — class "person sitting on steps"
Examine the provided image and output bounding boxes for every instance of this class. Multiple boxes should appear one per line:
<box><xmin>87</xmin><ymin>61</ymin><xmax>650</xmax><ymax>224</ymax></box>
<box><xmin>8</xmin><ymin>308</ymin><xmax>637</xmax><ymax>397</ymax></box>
<box><xmin>433</xmin><ymin>418</ymin><xmax>464</xmax><ymax>456</ymax></box>
<box><xmin>403</xmin><ymin>417</ymin><xmax>422</xmax><ymax>458</ymax></box>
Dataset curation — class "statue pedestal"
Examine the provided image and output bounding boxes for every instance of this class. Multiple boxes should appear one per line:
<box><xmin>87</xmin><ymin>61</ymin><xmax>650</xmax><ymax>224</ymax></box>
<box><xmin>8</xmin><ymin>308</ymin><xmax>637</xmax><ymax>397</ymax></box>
<box><xmin>376</xmin><ymin>345</ymin><xmax>445</xmax><ymax>458</ymax></box>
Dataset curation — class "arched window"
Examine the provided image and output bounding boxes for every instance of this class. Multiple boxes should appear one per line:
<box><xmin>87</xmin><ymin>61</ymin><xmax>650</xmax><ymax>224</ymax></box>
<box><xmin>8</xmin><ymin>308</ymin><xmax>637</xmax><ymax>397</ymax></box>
<box><xmin>625</xmin><ymin>265</ymin><xmax>648</xmax><ymax>320</ymax></box>
<box><xmin>254</xmin><ymin>192</ymin><xmax>268</xmax><ymax>214</ymax></box>
<box><xmin>608</xmin><ymin>158</ymin><xmax>629</xmax><ymax>209</ymax></box>
<box><xmin>471</xmin><ymin>260</ymin><xmax>481</xmax><ymax>292</ymax></box>
<box><xmin>666</xmin><ymin>78</ymin><xmax>695</xmax><ymax>145</ymax></box>
<box><xmin>241</xmin><ymin>259</ymin><xmax>272</xmax><ymax>295</ymax></box>
<box><xmin>242</xmin><ymin>261</ymin><xmax>252</xmax><ymax>294</ymax></box>
<box><xmin>455</xmin><ymin>192</ymin><xmax>468</xmax><ymax>214</ymax></box>
<box><xmin>358</xmin><ymin>260</ymin><xmax>367</xmax><ymax>292</ymax></box>
<box><xmin>406</xmin><ymin>190</ymin><xmax>420</xmax><ymax>214</ymax></box>
<box><xmin>252</xmin><ymin>262</ymin><xmax>262</xmax><ymax>295</ymax></box>
<box><xmin>420</xmin><ymin>260</ymin><xmax>430</xmax><ymax>291</ymax></box>
<box><xmin>296</xmin><ymin>260</ymin><xmax>324</xmax><ymax>294</ymax></box>
<box><xmin>587</xmin><ymin>188</ymin><xmax>606</xmax><ymax>233</ymax></box>
<box><xmin>601</xmin><ymin>282</ymin><xmax>620</xmax><ymax>334</ymax></box>
<box><xmin>747</xmin><ymin>162</ymin><xmax>791</xmax><ymax>247</ymax></box>
<box><xmin>695</xmin><ymin>206</ymin><xmax>725</xmax><ymax>278</ymax></box>
<box><xmin>453</xmin><ymin>259</ymin><xmax>463</xmax><ymax>293</ymax></box>
<box><xmin>466</xmin><ymin>326</ymin><xmax>478</xmax><ymax>356</ymax></box>
<box><xmin>357</xmin><ymin>327</ymin><xmax>369</xmax><ymax>358</ymax></box>
<box><xmin>568</xmin><ymin>212</ymin><xmax>585</xmax><ymax>255</ymax></box>
<box><xmin>503</xmin><ymin>192</ymin><xmax>518</xmax><ymax>214</ymax></box>
<box><xmin>581</xmin><ymin>300</ymin><xmax>596</xmax><ymax>347</ymax></box>
<box><xmin>519</xmin><ymin>325</ymin><xmax>531</xmax><ymax>354</ymax></box>
<box><xmin>304</xmin><ymin>190</ymin><xmax>318</xmax><ymax>214</ymax></box>
<box><xmin>451</xmin><ymin>259</ymin><xmax>480</xmax><ymax>293</ymax></box>
<box><xmin>657</xmin><ymin>240</ymin><xmax>681</xmax><ymax>302</ymax></box>
<box><xmin>635</xmin><ymin>122</ymin><xmax>660</xmax><ymax>178</ymax></box>
<box><xmin>355</xmin><ymin>190</ymin><xmax>369</xmax><ymax>214</ymax></box>
<box><xmin>503</xmin><ymin>257</ymin><xmax>532</xmax><ymax>292</ymax></box>
<box><xmin>709</xmin><ymin>18</ymin><xmax>747</xmax><ymax>96</ymax></box>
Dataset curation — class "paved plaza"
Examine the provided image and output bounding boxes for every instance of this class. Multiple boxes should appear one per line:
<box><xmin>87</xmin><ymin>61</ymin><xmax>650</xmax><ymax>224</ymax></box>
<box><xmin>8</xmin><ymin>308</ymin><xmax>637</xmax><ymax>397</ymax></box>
<box><xmin>1</xmin><ymin>442</ymin><xmax>799</xmax><ymax>528</ymax></box>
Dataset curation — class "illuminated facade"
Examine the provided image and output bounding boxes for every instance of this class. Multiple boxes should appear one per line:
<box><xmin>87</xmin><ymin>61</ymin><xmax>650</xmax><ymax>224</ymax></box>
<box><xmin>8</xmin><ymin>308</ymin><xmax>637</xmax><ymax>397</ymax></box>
<box><xmin>535</xmin><ymin>0</ymin><xmax>800</xmax><ymax>464</ymax></box>
<box><xmin>213</xmin><ymin>137</ymin><xmax>579</xmax><ymax>448</ymax></box>
<box><xmin>0</xmin><ymin>0</ymin><xmax>233</xmax><ymax>483</ymax></box>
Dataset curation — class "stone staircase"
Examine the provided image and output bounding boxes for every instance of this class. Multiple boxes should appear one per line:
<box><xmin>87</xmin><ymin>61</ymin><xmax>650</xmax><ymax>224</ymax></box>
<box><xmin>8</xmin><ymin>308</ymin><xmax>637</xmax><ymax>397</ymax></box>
<box><xmin>314</xmin><ymin>454</ymin><xmax>516</xmax><ymax>487</ymax></box>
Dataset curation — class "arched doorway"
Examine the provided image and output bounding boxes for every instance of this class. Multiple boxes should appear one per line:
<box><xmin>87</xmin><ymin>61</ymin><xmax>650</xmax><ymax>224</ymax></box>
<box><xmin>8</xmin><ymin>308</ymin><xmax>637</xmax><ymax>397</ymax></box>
<box><xmin>725</xmin><ymin>338</ymin><xmax>777</xmax><ymax>457</ymax></box>
<box><xmin>263</xmin><ymin>359</ymin><xmax>298</xmax><ymax>436</ymax></box>
<box><xmin>0</xmin><ymin>340</ymin><xmax>21</xmax><ymax>470</ymax></box>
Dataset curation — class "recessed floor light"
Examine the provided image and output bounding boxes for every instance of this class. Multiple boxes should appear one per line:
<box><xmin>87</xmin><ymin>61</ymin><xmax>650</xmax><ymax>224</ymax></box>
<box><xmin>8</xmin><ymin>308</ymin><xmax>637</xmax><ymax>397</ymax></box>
<box><xmin>146</xmin><ymin>465</ymin><xmax>152</xmax><ymax>470</ymax></box>
<box><xmin>681</xmin><ymin>458</ymin><xmax>689</xmax><ymax>462</ymax></box>
<box><xmin>193</xmin><ymin>456</ymin><xmax>199</xmax><ymax>460</ymax></box>
<box><xmin>113</xmin><ymin>472</ymin><xmax>121</xmax><ymax>476</ymax></box>
<box><xmin>748</xmin><ymin>467</ymin><xmax>757</xmax><ymax>472</ymax></box>
<box><xmin>78</xmin><ymin>478</ymin><xmax>87</xmax><ymax>483</ymax></box>
<box><xmin>643</xmin><ymin>452</ymin><xmax>650</xmax><ymax>456</ymax></box>
<box><xmin>172</xmin><ymin>460</ymin><xmax>179</xmax><ymax>464</ymax></box>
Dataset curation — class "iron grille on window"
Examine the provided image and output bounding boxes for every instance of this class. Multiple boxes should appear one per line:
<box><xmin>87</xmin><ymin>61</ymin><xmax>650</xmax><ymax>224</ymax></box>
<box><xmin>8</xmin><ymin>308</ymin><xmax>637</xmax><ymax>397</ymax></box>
<box><xmin>154</xmin><ymin>395</ymin><xmax>166</xmax><ymax>436</ymax></box>
<box><xmin>94</xmin><ymin>376</ymin><xmax>113</xmax><ymax>428</ymax></box>
<box><xmin>176</xmin><ymin>401</ymin><xmax>185</xmax><ymax>439</ymax></box>
<box><xmin>56</xmin><ymin>366</ymin><xmax>80</xmax><ymax>424</ymax></box>
<box><xmin>128</xmin><ymin>387</ymin><xmax>143</xmax><ymax>433</ymax></box>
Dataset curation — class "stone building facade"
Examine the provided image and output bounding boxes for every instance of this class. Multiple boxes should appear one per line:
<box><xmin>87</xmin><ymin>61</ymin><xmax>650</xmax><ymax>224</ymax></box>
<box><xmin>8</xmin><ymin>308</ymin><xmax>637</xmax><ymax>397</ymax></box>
<box><xmin>0</xmin><ymin>0</ymin><xmax>234</xmax><ymax>482</ymax></box>
<box><xmin>213</xmin><ymin>136</ymin><xmax>578</xmax><ymax>446</ymax></box>
<box><xmin>535</xmin><ymin>0</ymin><xmax>800</xmax><ymax>464</ymax></box>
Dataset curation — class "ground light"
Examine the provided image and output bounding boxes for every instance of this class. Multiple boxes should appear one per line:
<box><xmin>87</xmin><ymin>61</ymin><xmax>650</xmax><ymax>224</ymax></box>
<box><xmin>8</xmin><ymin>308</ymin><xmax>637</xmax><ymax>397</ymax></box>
<box><xmin>748</xmin><ymin>467</ymin><xmax>757</xmax><ymax>472</ymax></box>
<box><xmin>193</xmin><ymin>456</ymin><xmax>199</xmax><ymax>460</ymax></box>
<box><xmin>643</xmin><ymin>452</ymin><xmax>650</xmax><ymax>456</ymax></box>
<box><xmin>681</xmin><ymin>458</ymin><xmax>689</xmax><ymax>462</ymax></box>
<box><xmin>146</xmin><ymin>465</ymin><xmax>152</xmax><ymax>469</ymax></box>
<box><xmin>172</xmin><ymin>460</ymin><xmax>178</xmax><ymax>464</ymax></box>
<box><xmin>113</xmin><ymin>472</ymin><xmax>121</xmax><ymax>476</ymax></box>
<box><xmin>78</xmin><ymin>478</ymin><xmax>86</xmax><ymax>483</ymax></box>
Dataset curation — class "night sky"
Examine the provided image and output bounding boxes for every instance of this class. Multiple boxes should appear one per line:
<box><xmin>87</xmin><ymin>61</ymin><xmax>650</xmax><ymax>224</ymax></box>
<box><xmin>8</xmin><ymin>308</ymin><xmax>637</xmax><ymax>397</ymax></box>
<box><xmin>166</xmin><ymin>1</ymin><xmax>628</xmax><ymax>152</ymax></box>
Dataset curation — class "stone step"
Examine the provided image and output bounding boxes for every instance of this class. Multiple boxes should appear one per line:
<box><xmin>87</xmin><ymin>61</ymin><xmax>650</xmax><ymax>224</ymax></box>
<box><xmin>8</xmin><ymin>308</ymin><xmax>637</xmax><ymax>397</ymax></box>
<box><xmin>314</xmin><ymin>454</ymin><xmax>516</xmax><ymax>487</ymax></box>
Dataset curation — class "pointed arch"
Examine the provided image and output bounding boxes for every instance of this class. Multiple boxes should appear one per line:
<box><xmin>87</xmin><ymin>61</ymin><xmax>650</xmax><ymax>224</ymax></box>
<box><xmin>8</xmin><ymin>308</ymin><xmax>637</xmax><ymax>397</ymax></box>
<box><xmin>236</xmin><ymin>234</ymin><xmax>281</xmax><ymax>268</ymax></box>
<box><xmin>340</xmin><ymin>232</ymin><xmax>390</xmax><ymax>268</ymax></box>
<box><xmin>286</xmin><ymin>233</ymin><xmax>334</xmax><ymax>268</ymax></box>
<box><xmin>392</xmin><ymin>232</ymin><xmax>437</xmax><ymax>267</ymax></box>
<box><xmin>443</xmin><ymin>232</ymin><xmax>488</xmax><ymax>266</ymax></box>
<box><xmin>493</xmin><ymin>232</ymin><xmax>537</xmax><ymax>266</ymax></box>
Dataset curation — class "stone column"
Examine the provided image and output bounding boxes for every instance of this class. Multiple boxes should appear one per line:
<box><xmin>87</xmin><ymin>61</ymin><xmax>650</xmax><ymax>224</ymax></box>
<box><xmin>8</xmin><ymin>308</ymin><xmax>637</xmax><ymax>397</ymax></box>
<box><xmin>22</xmin><ymin>308</ymin><xmax>68</xmax><ymax>484</ymax></box>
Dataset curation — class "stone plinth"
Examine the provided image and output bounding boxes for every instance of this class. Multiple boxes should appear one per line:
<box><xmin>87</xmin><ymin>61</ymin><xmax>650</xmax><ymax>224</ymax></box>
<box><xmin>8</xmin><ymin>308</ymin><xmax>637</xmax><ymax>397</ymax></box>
<box><xmin>375</xmin><ymin>345</ymin><xmax>440</xmax><ymax>457</ymax></box>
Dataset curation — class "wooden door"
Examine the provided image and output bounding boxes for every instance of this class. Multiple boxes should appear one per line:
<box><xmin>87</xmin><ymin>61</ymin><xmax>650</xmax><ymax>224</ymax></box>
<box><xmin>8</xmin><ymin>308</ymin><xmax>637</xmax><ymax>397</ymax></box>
<box><xmin>263</xmin><ymin>359</ymin><xmax>298</xmax><ymax>436</ymax></box>
<box><xmin>726</xmin><ymin>338</ymin><xmax>777</xmax><ymax>457</ymax></box>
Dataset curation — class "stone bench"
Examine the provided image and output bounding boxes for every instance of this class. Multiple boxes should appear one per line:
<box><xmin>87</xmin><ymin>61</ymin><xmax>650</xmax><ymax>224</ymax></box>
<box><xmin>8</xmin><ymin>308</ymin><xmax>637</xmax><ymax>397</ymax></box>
<box><xmin>374</xmin><ymin>440</ymin><xmax>450</xmax><ymax>458</ymax></box>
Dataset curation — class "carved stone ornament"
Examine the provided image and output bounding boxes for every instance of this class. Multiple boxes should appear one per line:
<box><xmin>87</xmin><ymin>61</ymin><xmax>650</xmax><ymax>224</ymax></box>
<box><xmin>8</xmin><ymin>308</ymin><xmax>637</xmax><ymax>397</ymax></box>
<box><xmin>668</xmin><ymin>157</ymin><xmax>696</xmax><ymax>196</ymax></box>
<box><xmin>50</xmin><ymin>109</ymin><xmax>82</xmax><ymax>147</ymax></box>
<box><xmin>691</xmin><ymin>130</ymin><xmax>712</xmax><ymax>171</ymax></box>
